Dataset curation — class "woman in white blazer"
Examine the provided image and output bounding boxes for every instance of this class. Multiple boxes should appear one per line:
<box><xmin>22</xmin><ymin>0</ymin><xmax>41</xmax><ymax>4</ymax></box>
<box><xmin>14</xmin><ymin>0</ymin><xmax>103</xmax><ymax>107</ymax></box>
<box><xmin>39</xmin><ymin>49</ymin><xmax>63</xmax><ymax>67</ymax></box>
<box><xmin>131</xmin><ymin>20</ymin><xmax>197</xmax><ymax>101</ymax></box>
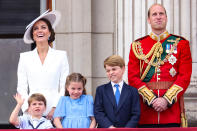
<box><xmin>17</xmin><ymin>10</ymin><xmax>69</xmax><ymax>120</ymax></box>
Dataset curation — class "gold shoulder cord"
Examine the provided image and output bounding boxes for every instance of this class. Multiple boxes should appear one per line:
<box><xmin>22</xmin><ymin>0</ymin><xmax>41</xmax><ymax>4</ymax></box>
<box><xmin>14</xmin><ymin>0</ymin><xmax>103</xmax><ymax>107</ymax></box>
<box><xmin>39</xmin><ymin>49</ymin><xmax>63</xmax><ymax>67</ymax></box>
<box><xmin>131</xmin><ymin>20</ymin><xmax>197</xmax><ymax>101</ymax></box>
<box><xmin>132</xmin><ymin>41</ymin><xmax>163</xmax><ymax>81</ymax></box>
<box><xmin>132</xmin><ymin>38</ymin><xmax>180</xmax><ymax>81</ymax></box>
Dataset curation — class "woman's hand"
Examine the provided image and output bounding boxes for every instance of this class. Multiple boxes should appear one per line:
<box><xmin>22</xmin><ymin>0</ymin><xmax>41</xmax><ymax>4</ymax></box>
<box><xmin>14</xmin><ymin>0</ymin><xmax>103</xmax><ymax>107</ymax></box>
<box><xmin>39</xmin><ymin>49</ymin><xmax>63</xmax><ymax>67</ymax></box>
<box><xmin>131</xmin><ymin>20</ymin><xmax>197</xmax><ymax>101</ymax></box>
<box><xmin>46</xmin><ymin>107</ymin><xmax>55</xmax><ymax>120</ymax></box>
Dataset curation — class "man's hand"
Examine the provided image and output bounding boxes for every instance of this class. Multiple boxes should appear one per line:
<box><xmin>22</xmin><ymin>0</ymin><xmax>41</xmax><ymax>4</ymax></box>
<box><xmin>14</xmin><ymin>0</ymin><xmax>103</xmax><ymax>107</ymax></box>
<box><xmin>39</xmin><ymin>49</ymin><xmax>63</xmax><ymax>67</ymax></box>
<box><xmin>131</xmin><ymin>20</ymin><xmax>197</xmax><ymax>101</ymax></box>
<box><xmin>46</xmin><ymin>107</ymin><xmax>55</xmax><ymax>120</ymax></box>
<box><xmin>152</xmin><ymin>97</ymin><xmax>168</xmax><ymax>112</ymax></box>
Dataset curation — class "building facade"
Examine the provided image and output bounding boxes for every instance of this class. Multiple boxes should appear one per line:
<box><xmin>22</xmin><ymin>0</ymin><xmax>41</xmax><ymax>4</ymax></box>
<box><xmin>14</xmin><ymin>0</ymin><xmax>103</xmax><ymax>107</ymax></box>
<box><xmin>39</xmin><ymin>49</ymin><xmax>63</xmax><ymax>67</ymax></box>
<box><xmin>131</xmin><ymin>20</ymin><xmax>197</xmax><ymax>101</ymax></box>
<box><xmin>54</xmin><ymin>0</ymin><xmax>197</xmax><ymax>126</ymax></box>
<box><xmin>0</xmin><ymin>0</ymin><xmax>196</xmax><ymax>127</ymax></box>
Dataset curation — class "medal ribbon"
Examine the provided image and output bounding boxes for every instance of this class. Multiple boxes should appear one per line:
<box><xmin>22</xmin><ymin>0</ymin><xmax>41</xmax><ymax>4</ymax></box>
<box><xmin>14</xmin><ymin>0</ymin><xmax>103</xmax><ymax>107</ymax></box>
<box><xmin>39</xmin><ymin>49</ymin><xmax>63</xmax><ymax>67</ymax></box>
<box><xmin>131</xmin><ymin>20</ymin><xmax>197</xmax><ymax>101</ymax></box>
<box><xmin>143</xmin><ymin>35</ymin><xmax>181</xmax><ymax>82</ymax></box>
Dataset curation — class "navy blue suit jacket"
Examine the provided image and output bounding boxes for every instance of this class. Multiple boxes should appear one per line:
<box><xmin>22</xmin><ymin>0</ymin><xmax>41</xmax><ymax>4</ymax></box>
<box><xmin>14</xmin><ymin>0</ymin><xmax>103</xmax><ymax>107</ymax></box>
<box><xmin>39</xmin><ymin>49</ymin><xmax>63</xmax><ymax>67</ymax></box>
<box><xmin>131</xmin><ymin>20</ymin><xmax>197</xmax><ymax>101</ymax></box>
<box><xmin>94</xmin><ymin>82</ymin><xmax>140</xmax><ymax>128</ymax></box>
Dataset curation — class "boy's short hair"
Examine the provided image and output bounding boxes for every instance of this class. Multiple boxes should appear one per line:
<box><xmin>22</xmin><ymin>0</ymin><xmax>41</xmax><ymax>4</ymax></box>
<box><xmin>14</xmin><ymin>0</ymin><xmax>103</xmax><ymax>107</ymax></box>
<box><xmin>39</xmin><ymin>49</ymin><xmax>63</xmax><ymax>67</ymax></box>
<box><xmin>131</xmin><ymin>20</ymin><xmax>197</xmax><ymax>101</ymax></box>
<box><xmin>28</xmin><ymin>93</ymin><xmax>46</xmax><ymax>107</ymax></box>
<box><xmin>104</xmin><ymin>55</ymin><xmax>125</xmax><ymax>68</ymax></box>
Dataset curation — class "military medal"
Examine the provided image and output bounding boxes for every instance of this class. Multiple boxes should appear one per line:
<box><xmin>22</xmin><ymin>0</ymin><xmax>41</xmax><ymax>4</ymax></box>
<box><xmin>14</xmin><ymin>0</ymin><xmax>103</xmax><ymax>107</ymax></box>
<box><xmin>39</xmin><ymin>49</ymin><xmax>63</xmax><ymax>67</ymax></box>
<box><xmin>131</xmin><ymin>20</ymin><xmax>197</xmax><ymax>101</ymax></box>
<box><xmin>168</xmin><ymin>55</ymin><xmax>177</xmax><ymax>65</ymax></box>
<box><xmin>166</xmin><ymin>44</ymin><xmax>170</xmax><ymax>53</ymax></box>
<box><xmin>169</xmin><ymin>67</ymin><xmax>177</xmax><ymax>77</ymax></box>
<box><xmin>173</xmin><ymin>46</ymin><xmax>177</xmax><ymax>54</ymax></box>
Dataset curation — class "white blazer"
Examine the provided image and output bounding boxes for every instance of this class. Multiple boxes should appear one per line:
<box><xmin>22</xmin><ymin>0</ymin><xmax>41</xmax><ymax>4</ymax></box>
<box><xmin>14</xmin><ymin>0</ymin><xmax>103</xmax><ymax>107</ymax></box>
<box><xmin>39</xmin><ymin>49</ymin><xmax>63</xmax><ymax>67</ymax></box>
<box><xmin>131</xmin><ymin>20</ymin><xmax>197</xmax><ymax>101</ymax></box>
<box><xmin>17</xmin><ymin>47</ymin><xmax>69</xmax><ymax>115</ymax></box>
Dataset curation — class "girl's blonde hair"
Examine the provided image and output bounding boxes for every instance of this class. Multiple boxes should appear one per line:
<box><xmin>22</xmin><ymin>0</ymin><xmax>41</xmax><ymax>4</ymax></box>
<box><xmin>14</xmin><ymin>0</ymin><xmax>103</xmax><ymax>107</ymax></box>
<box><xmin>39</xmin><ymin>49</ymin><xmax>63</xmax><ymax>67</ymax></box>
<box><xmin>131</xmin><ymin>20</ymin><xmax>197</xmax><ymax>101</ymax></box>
<box><xmin>65</xmin><ymin>73</ymin><xmax>87</xmax><ymax>96</ymax></box>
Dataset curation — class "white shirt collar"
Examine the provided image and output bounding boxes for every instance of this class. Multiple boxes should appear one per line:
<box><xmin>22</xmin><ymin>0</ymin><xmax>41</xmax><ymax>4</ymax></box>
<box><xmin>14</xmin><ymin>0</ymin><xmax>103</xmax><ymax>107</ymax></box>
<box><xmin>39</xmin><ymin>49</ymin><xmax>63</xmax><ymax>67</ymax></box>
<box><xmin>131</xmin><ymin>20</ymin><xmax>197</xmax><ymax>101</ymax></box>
<box><xmin>111</xmin><ymin>80</ymin><xmax>124</xmax><ymax>93</ymax></box>
<box><xmin>28</xmin><ymin>114</ymin><xmax>45</xmax><ymax>128</ymax></box>
<box><xmin>111</xmin><ymin>80</ymin><xmax>123</xmax><ymax>88</ymax></box>
<box><xmin>29</xmin><ymin>114</ymin><xmax>45</xmax><ymax>122</ymax></box>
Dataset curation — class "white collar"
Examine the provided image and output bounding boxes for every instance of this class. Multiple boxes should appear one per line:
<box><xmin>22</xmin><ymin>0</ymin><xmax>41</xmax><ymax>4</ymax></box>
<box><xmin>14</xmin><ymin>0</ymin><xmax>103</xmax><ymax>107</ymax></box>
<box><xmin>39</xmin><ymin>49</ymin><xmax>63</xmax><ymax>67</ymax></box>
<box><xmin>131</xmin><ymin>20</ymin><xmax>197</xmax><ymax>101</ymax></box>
<box><xmin>111</xmin><ymin>80</ymin><xmax>124</xmax><ymax>88</ymax></box>
<box><xmin>33</xmin><ymin>46</ymin><xmax>52</xmax><ymax>54</ymax></box>
<box><xmin>27</xmin><ymin>114</ymin><xmax>45</xmax><ymax>123</ymax></box>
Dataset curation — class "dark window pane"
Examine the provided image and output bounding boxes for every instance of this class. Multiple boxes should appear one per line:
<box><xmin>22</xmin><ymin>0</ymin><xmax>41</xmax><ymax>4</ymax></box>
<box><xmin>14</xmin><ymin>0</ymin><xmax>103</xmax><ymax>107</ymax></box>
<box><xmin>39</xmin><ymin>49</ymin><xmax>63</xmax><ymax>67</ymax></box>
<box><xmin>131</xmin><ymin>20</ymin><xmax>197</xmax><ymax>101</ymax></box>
<box><xmin>0</xmin><ymin>0</ymin><xmax>40</xmax><ymax>35</ymax></box>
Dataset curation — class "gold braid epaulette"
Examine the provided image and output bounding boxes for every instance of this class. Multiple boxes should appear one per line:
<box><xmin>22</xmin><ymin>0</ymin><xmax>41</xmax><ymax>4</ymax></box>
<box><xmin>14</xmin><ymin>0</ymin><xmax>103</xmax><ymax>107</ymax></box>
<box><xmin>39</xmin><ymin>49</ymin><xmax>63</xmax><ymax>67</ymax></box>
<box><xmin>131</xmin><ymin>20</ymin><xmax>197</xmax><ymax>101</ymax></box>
<box><xmin>132</xmin><ymin>41</ymin><xmax>163</xmax><ymax>80</ymax></box>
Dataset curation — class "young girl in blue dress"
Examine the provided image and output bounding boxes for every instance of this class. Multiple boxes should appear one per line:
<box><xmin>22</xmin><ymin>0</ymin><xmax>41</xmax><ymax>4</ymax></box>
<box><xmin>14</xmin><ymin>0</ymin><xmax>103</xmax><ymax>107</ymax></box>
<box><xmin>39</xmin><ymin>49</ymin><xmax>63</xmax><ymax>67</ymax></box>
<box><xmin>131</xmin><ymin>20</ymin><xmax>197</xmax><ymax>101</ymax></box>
<box><xmin>53</xmin><ymin>73</ymin><xmax>96</xmax><ymax>128</ymax></box>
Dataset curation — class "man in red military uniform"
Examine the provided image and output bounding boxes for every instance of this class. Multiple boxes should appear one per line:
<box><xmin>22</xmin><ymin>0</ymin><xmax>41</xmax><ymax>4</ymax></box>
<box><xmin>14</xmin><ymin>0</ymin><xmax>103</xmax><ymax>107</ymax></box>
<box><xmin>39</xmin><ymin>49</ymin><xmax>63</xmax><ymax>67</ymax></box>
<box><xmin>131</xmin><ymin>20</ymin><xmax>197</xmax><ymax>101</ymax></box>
<box><xmin>128</xmin><ymin>3</ymin><xmax>192</xmax><ymax>128</ymax></box>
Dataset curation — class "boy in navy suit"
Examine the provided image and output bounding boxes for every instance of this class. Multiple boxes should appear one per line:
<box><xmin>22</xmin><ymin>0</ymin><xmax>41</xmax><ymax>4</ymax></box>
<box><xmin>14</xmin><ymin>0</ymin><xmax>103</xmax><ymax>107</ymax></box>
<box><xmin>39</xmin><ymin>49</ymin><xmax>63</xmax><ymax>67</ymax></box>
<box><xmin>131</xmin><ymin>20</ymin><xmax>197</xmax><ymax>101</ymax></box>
<box><xmin>94</xmin><ymin>55</ymin><xmax>140</xmax><ymax>128</ymax></box>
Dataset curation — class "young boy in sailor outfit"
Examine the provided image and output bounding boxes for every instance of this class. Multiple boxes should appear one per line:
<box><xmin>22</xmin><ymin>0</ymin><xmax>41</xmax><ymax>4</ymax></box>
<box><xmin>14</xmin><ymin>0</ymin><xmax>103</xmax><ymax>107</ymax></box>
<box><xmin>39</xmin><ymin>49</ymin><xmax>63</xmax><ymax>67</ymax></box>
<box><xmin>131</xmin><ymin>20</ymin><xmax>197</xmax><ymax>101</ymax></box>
<box><xmin>9</xmin><ymin>93</ymin><xmax>53</xmax><ymax>129</ymax></box>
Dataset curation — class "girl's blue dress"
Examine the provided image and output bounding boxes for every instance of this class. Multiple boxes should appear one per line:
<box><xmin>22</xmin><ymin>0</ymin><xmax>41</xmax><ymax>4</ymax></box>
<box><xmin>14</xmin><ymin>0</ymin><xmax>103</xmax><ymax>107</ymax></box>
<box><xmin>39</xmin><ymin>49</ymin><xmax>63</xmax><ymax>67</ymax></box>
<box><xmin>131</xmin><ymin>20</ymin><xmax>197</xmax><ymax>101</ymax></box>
<box><xmin>53</xmin><ymin>95</ymin><xmax>94</xmax><ymax>128</ymax></box>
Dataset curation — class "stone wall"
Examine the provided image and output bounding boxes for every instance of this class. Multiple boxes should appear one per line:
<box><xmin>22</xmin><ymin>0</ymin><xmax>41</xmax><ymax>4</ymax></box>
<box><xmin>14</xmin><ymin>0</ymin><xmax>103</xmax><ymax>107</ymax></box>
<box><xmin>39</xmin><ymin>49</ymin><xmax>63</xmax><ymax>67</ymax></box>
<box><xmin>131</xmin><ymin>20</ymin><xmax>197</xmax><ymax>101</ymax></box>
<box><xmin>54</xmin><ymin>0</ymin><xmax>197</xmax><ymax>127</ymax></box>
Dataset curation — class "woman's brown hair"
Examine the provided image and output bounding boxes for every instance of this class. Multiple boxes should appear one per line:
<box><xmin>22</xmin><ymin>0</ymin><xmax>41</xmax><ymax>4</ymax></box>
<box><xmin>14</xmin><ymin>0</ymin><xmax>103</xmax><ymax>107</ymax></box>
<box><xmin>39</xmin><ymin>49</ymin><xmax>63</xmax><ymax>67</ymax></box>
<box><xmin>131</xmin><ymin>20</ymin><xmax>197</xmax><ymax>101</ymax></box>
<box><xmin>30</xmin><ymin>18</ymin><xmax>55</xmax><ymax>45</ymax></box>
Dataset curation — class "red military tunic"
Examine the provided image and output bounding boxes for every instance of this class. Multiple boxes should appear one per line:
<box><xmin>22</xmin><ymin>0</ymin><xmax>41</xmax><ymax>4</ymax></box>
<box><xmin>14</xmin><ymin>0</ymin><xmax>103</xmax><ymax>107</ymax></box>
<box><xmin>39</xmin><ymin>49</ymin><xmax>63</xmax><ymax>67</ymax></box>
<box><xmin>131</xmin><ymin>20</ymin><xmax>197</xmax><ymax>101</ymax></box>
<box><xmin>128</xmin><ymin>31</ymin><xmax>192</xmax><ymax>125</ymax></box>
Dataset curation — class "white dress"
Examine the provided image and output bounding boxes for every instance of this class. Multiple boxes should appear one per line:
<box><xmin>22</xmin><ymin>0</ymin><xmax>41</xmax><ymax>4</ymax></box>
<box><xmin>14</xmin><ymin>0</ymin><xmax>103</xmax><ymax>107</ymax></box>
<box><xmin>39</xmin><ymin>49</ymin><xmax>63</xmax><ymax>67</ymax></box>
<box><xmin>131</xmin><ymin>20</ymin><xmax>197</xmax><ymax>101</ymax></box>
<box><xmin>17</xmin><ymin>47</ymin><xmax>69</xmax><ymax>115</ymax></box>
